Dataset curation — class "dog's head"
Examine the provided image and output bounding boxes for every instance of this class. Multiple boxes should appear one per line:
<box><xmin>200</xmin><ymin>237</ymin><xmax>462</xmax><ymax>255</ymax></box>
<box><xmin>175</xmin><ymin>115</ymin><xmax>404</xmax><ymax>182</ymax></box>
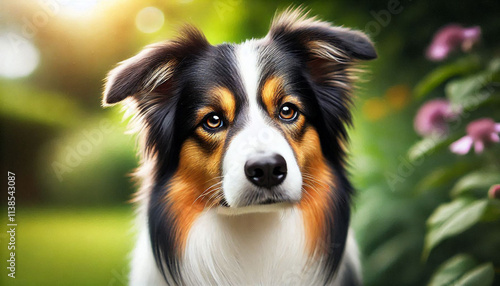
<box><xmin>103</xmin><ymin>9</ymin><xmax>375</xmax><ymax>282</ymax></box>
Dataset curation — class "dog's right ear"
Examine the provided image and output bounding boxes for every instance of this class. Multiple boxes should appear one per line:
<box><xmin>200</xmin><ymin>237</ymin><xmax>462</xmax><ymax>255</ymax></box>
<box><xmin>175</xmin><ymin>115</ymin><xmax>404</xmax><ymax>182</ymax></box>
<box><xmin>102</xmin><ymin>26</ymin><xmax>210</xmax><ymax>106</ymax></box>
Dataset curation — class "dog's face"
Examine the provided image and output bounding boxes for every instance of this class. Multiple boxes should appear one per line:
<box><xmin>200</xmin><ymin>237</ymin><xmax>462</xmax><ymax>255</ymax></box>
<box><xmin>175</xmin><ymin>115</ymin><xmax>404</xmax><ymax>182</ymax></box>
<box><xmin>103</xmin><ymin>13</ymin><xmax>375</xmax><ymax>210</ymax></box>
<box><xmin>103</xmin><ymin>11</ymin><xmax>375</xmax><ymax>281</ymax></box>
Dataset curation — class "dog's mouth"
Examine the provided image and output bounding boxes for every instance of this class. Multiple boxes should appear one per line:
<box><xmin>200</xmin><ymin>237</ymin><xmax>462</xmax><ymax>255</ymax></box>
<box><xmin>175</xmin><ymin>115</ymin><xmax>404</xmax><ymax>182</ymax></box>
<box><xmin>219</xmin><ymin>198</ymin><xmax>230</xmax><ymax>207</ymax></box>
<box><xmin>220</xmin><ymin>191</ymin><xmax>293</xmax><ymax>207</ymax></box>
<box><xmin>217</xmin><ymin>192</ymin><xmax>296</xmax><ymax>216</ymax></box>
<box><xmin>216</xmin><ymin>201</ymin><xmax>294</xmax><ymax>216</ymax></box>
<box><xmin>259</xmin><ymin>198</ymin><xmax>283</xmax><ymax>205</ymax></box>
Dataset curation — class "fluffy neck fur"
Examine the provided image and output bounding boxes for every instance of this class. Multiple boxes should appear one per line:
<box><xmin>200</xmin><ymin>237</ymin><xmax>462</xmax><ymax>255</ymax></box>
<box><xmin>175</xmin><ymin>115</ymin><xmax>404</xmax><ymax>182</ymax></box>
<box><xmin>130</xmin><ymin>203</ymin><xmax>361</xmax><ymax>286</ymax></box>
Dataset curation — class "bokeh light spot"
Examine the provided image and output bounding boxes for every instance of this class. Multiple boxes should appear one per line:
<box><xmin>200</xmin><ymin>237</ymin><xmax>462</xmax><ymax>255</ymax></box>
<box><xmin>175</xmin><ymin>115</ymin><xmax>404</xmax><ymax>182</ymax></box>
<box><xmin>135</xmin><ymin>7</ymin><xmax>165</xmax><ymax>34</ymax></box>
<box><xmin>0</xmin><ymin>33</ymin><xmax>40</xmax><ymax>79</ymax></box>
<box><xmin>362</xmin><ymin>97</ymin><xmax>389</xmax><ymax>122</ymax></box>
<box><xmin>385</xmin><ymin>84</ymin><xmax>411</xmax><ymax>110</ymax></box>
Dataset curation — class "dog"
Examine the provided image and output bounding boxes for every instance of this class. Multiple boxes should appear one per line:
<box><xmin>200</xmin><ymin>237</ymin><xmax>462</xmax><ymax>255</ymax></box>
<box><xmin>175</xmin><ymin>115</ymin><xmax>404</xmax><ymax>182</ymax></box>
<box><xmin>102</xmin><ymin>8</ymin><xmax>376</xmax><ymax>286</ymax></box>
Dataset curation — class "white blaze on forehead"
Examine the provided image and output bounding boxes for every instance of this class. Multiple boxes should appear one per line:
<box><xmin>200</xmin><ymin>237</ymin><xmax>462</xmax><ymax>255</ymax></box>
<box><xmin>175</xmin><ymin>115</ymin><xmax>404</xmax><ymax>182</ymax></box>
<box><xmin>235</xmin><ymin>40</ymin><xmax>261</xmax><ymax>117</ymax></box>
<box><xmin>221</xmin><ymin>41</ymin><xmax>303</xmax><ymax>207</ymax></box>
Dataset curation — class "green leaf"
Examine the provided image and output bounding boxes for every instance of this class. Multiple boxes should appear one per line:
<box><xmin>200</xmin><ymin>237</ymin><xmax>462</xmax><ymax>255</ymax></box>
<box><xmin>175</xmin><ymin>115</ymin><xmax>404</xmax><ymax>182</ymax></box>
<box><xmin>366</xmin><ymin>232</ymin><xmax>416</xmax><ymax>275</ymax></box>
<box><xmin>424</xmin><ymin>199</ymin><xmax>488</xmax><ymax>258</ymax></box>
<box><xmin>444</xmin><ymin>57</ymin><xmax>500</xmax><ymax>109</ymax></box>
<box><xmin>414</xmin><ymin>57</ymin><xmax>480</xmax><ymax>99</ymax></box>
<box><xmin>487</xmin><ymin>57</ymin><xmax>500</xmax><ymax>72</ymax></box>
<box><xmin>482</xmin><ymin>200</ymin><xmax>500</xmax><ymax>222</ymax></box>
<box><xmin>408</xmin><ymin>136</ymin><xmax>451</xmax><ymax>162</ymax></box>
<box><xmin>428</xmin><ymin>256</ymin><xmax>494</xmax><ymax>286</ymax></box>
<box><xmin>454</xmin><ymin>263</ymin><xmax>494</xmax><ymax>286</ymax></box>
<box><xmin>445</xmin><ymin>71</ymin><xmax>495</xmax><ymax>108</ymax></box>
<box><xmin>427</xmin><ymin>199</ymin><xmax>470</xmax><ymax>226</ymax></box>
<box><xmin>428</xmin><ymin>254</ymin><xmax>476</xmax><ymax>286</ymax></box>
<box><xmin>414</xmin><ymin>162</ymin><xmax>475</xmax><ymax>194</ymax></box>
<box><xmin>451</xmin><ymin>170</ymin><xmax>500</xmax><ymax>197</ymax></box>
<box><xmin>415</xmin><ymin>169</ymin><xmax>453</xmax><ymax>194</ymax></box>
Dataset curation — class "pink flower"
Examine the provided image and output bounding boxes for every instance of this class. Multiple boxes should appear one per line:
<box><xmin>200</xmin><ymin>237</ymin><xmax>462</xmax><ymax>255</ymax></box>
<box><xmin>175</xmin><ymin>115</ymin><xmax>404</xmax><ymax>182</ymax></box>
<box><xmin>414</xmin><ymin>99</ymin><xmax>459</xmax><ymax>137</ymax></box>
<box><xmin>450</xmin><ymin>118</ymin><xmax>500</xmax><ymax>154</ymax></box>
<box><xmin>489</xmin><ymin>184</ymin><xmax>500</xmax><ymax>199</ymax></box>
<box><xmin>426</xmin><ymin>25</ymin><xmax>481</xmax><ymax>61</ymax></box>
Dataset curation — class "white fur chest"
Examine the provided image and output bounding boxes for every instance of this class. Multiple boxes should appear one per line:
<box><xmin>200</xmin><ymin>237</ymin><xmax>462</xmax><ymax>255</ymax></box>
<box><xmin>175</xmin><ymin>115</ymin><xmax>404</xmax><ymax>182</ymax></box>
<box><xmin>181</xmin><ymin>207</ymin><xmax>323</xmax><ymax>285</ymax></box>
<box><xmin>129</xmin><ymin>207</ymin><xmax>360</xmax><ymax>286</ymax></box>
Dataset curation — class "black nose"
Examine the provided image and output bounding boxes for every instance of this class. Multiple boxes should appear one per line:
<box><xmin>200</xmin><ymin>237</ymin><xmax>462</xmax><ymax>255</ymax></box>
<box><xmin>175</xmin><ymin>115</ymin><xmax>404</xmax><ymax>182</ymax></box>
<box><xmin>244</xmin><ymin>153</ymin><xmax>287</xmax><ymax>188</ymax></box>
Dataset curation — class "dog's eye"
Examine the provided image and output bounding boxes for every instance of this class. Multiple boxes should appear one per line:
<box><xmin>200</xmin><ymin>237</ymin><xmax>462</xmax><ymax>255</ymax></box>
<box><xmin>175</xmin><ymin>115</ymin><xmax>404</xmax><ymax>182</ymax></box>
<box><xmin>203</xmin><ymin>113</ymin><xmax>224</xmax><ymax>130</ymax></box>
<box><xmin>279</xmin><ymin>103</ymin><xmax>298</xmax><ymax>122</ymax></box>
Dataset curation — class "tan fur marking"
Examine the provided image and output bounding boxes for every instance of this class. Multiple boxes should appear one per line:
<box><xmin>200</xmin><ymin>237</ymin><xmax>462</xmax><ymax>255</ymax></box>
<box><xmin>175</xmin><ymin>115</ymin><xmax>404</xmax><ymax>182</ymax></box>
<box><xmin>194</xmin><ymin>87</ymin><xmax>236</xmax><ymax>125</ymax></box>
<box><xmin>195</xmin><ymin>106</ymin><xmax>215</xmax><ymax>123</ymax></box>
<box><xmin>166</xmin><ymin>136</ymin><xmax>225</xmax><ymax>254</ymax></box>
<box><xmin>212</xmin><ymin>87</ymin><xmax>236</xmax><ymax>122</ymax></box>
<box><xmin>281</xmin><ymin>95</ymin><xmax>303</xmax><ymax>110</ymax></box>
<box><xmin>261</xmin><ymin>77</ymin><xmax>284</xmax><ymax>116</ymax></box>
<box><xmin>289</xmin><ymin>127</ymin><xmax>334</xmax><ymax>256</ymax></box>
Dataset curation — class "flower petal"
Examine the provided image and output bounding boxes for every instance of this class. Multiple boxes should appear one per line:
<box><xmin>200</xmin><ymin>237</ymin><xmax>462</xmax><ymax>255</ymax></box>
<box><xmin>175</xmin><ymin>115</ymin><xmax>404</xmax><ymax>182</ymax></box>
<box><xmin>491</xmin><ymin>133</ymin><xmax>500</xmax><ymax>143</ymax></box>
<box><xmin>426</xmin><ymin>25</ymin><xmax>481</xmax><ymax>61</ymax></box>
<box><xmin>489</xmin><ymin>184</ymin><xmax>500</xmax><ymax>199</ymax></box>
<box><xmin>450</xmin><ymin>136</ymin><xmax>473</xmax><ymax>155</ymax></box>
<box><xmin>495</xmin><ymin>123</ymin><xmax>500</xmax><ymax>132</ymax></box>
<box><xmin>462</xmin><ymin>27</ymin><xmax>481</xmax><ymax>42</ymax></box>
<box><xmin>427</xmin><ymin>45</ymin><xmax>450</xmax><ymax>61</ymax></box>
<box><xmin>414</xmin><ymin>99</ymin><xmax>452</xmax><ymax>137</ymax></box>
<box><xmin>474</xmin><ymin>140</ymin><xmax>484</xmax><ymax>153</ymax></box>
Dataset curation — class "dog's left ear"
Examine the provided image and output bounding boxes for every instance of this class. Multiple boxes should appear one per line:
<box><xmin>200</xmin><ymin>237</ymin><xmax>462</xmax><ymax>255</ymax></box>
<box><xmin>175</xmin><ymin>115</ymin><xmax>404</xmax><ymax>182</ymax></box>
<box><xmin>102</xmin><ymin>26</ymin><xmax>210</xmax><ymax>106</ymax></box>
<box><xmin>267</xmin><ymin>10</ymin><xmax>376</xmax><ymax>83</ymax></box>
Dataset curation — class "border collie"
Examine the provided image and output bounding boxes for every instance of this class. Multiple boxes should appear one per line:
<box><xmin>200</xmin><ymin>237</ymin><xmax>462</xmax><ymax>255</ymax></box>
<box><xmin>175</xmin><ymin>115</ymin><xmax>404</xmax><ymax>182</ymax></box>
<box><xmin>102</xmin><ymin>8</ymin><xmax>376</xmax><ymax>286</ymax></box>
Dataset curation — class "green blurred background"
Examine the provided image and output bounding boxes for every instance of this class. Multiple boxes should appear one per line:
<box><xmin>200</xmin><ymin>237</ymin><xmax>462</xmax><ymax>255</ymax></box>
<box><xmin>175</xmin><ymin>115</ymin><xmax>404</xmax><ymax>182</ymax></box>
<box><xmin>1</xmin><ymin>0</ymin><xmax>499</xmax><ymax>285</ymax></box>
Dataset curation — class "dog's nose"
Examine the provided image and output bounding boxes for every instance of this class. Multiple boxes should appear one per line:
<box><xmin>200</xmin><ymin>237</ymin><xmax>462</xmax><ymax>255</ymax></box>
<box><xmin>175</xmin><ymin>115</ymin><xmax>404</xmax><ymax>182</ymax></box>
<box><xmin>245</xmin><ymin>153</ymin><xmax>287</xmax><ymax>188</ymax></box>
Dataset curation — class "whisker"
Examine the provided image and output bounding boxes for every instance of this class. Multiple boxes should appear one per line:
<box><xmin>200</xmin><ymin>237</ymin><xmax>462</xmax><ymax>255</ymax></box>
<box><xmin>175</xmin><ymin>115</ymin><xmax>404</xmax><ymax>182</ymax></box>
<box><xmin>192</xmin><ymin>181</ymin><xmax>223</xmax><ymax>206</ymax></box>
<box><xmin>207</xmin><ymin>192</ymin><xmax>224</xmax><ymax>209</ymax></box>
<box><xmin>205</xmin><ymin>175</ymin><xmax>224</xmax><ymax>184</ymax></box>
<box><xmin>302</xmin><ymin>183</ymin><xmax>321</xmax><ymax>196</ymax></box>
<box><xmin>302</xmin><ymin>173</ymin><xmax>330</xmax><ymax>189</ymax></box>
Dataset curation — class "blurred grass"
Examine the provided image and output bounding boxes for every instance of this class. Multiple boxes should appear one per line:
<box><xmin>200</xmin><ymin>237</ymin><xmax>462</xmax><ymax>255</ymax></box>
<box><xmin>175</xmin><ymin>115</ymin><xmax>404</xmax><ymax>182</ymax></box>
<box><xmin>0</xmin><ymin>206</ymin><xmax>134</xmax><ymax>286</ymax></box>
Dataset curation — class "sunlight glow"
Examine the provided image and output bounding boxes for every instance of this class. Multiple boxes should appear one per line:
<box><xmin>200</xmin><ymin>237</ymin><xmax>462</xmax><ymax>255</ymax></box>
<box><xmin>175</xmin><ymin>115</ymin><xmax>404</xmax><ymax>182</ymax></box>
<box><xmin>0</xmin><ymin>33</ymin><xmax>40</xmax><ymax>79</ymax></box>
<box><xmin>135</xmin><ymin>7</ymin><xmax>165</xmax><ymax>34</ymax></box>
<box><xmin>58</xmin><ymin>0</ymin><xmax>100</xmax><ymax>16</ymax></box>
